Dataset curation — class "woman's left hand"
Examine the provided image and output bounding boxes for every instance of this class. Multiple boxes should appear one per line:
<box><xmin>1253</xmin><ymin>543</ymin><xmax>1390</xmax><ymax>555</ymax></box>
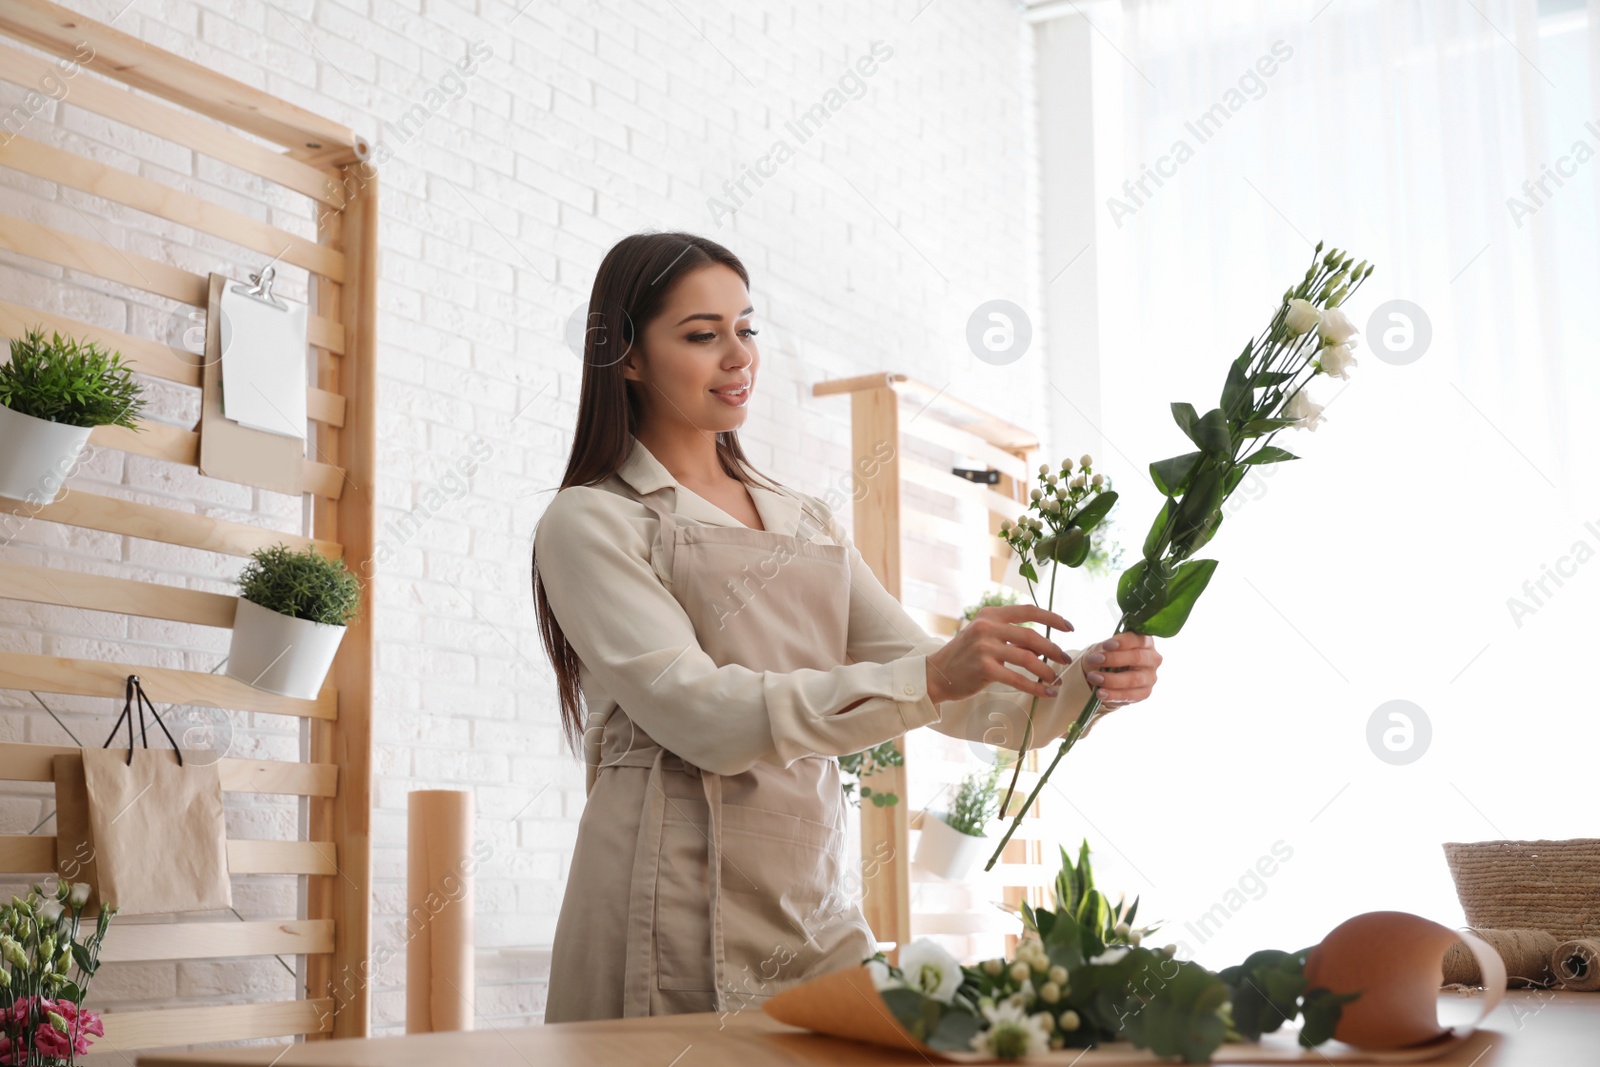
<box><xmin>1080</xmin><ymin>632</ymin><xmax>1161</xmax><ymax>710</ymax></box>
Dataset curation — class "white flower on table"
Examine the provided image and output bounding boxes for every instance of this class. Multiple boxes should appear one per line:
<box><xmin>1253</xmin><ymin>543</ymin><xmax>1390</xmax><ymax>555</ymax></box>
<box><xmin>866</xmin><ymin>958</ymin><xmax>900</xmax><ymax>992</ymax></box>
<box><xmin>970</xmin><ymin>1000</ymin><xmax>1053</xmax><ymax>1060</ymax></box>
<box><xmin>898</xmin><ymin>938</ymin><xmax>963</xmax><ymax>1003</ymax></box>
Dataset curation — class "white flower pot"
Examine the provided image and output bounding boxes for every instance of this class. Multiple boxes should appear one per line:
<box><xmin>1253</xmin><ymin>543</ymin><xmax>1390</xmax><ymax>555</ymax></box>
<box><xmin>226</xmin><ymin>597</ymin><xmax>347</xmax><ymax>699</ymax></box>
<box><xmin>915</xmin><ymin>810</ymin><xmax>991</xmax><ymax>881</ymax></box>
<box><xmin>0</xmin><ymin>403</ymin><xmax>92</xmax><ymax>504</ymax></box>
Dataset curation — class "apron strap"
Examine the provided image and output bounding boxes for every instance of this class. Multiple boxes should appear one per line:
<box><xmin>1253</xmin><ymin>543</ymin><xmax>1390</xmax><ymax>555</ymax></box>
<box><xmin>622</xmin><ymin>747</ymin><xmax>668</xmax><ymax>1016</ymax></box>
<box><xmin>703</xmin><ymin>769</ymin><xmax>727</xmax><ymax>1013</ymax></box>
<box><xmin>637</xmin><ymin>488</ymin><xmax>679</xmax><ymax>584</ymax></box>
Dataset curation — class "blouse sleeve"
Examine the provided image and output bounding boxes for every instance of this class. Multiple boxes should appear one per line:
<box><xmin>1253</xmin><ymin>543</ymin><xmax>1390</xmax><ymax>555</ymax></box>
<box><xmin>533</xmin><ymin>485</ymin><xmax>946</xmax><ymax>776</ymax></box>
<box><xmin>799</xmin><ymin>492</ymin><xmax>1110</xmax><ymax>753</ymax></box>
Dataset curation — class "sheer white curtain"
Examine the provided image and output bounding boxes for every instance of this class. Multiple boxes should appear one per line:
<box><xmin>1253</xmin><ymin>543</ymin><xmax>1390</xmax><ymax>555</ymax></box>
<box><xmin>1045</xmin><ymin>0</ymin><xmax>1598</xmax><ymax>968</ymax></box>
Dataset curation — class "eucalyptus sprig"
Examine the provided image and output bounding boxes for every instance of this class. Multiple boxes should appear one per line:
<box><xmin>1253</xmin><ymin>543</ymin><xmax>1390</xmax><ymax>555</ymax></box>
<box><xmin>984</xmin><ymin>242</ymin><xmax>1376</xmax><ymax>872</ymax></box>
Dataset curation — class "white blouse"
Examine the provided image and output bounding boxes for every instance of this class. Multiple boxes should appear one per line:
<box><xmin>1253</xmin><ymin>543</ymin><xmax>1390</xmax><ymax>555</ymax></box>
<box><xmin>533</xmin><ymin>436</ymin><xmax>1102</xmax><ymax>789</ymax></box>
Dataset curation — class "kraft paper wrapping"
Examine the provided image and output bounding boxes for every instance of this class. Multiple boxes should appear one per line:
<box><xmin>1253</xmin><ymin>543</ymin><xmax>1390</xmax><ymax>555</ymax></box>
<box><xmin>763</xmin><ymin>911</ymin><xmax>1506</xmax><ymax>1064</ymax></box>
<box><xmin>406</xmin><ymin>789</ymin><xmax>475</xmax><ymax>1033</ymax></box>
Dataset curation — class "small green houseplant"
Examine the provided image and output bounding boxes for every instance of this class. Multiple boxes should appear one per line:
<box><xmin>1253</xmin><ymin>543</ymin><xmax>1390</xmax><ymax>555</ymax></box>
<box><xmin>839</xmin><ymin>740</ymin><xmax>904</xmax><ymax>808</ymax></box>
<box><xmin>226</xmin><ymin>544</ymin><xmax>362</xmax><ymax>698</ymax></box>
<box><xmin>0</xmin><ymin>327</ymin><xmax>146</xmax><ymax>504</ymax></box>
<box><xmin>915</xmin><ymin>765</ymin><xmax>1002</xmax><ymax>881</ymax></box>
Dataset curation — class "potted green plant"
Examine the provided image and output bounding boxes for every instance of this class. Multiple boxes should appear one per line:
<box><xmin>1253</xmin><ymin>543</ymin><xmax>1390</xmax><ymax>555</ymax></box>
<box><xmin>915</xmin><ymin>764</ymin><xmax>1002</xmax><ymax>881</ymax></box>
<box><xmin>0</xmin><ymin>327</ymin><xmax>145</xmax><ymax>504</ymax></box>
<box><xmin>839</xmin><ymin>740</ymin><xmax>904</xmax><ymax>808</ymax></box>
<box><xmin>226</xmin><ymin>543</ymin><xmax>361</xmax><ymax>699</ymax></box>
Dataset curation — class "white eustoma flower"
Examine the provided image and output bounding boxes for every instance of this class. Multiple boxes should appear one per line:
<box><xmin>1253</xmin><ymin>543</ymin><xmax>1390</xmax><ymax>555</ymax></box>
<box><xmin>1090</xmin><ymin>946</ymin><xmax>1129</xmax><ymax>965</ymax></box>
<box><xmin>1283</xmin><ymin>390</ymin><xmax>1326</xmax><ymax>431</ymax></box>
<box><xmin>866</xmin><ymin>958</ymin><xmax>902</xmax><ymax>992</ymax></box>
<box><xmin>1284</xmin><ymin>298</ymin><xmax>1320</xmax><ymax>335</ymax></box>
<box><xmin>970</xmin><ymin>1001</ymin><xmax>1052</xmax><ymax>1060</ymax></box>
<box><xmin>1317</xmin><ymin>307</ymin><xmax>1358</xmax><ymax>345</ymax></box>
<box><xmin>1317</xmin><ymin>342</ymin><xmax>1358</xmax><ymax>380</ymax></box>
<box><xmin>899</xmin><ymin>938</ymin><xmax>962</xmax><ymax>1003</ymax></box>
<box><xmin>39</xmin><ymin>901</ymin><xmax>63</xmax><ymax>924</ymax></box>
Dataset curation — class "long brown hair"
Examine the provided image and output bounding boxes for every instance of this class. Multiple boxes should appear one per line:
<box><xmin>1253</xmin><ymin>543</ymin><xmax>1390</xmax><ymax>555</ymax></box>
<box><xmin>532</xmin><ymin>231</ymin><xmax>786</xmax><ymax>757</ymax></box>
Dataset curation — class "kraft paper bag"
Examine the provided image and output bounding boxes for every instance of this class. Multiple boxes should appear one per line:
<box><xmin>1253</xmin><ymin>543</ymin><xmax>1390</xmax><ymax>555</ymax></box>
<box><xmin>51</xmin><ymin>753</ymin><xmax>102</xmax><ymax>910</ymax></box>
<box><xmin>77</xmin><ymin>746</ymin><xmax>232</xmax><ymax>915</ymax></box>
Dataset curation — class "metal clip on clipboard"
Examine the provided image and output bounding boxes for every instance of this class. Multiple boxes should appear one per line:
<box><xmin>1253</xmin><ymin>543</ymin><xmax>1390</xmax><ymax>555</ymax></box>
<box><xmin>229</xmin><ymin>265</ymin><xmax>289</xmax><ymax>312</ymax></box>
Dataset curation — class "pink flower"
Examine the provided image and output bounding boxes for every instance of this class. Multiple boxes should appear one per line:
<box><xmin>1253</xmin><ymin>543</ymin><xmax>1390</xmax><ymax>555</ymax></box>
<box><xmin>0</xmin><ymin>995</ymin><xmax>104</xmax><ymax>1063</ymax></box>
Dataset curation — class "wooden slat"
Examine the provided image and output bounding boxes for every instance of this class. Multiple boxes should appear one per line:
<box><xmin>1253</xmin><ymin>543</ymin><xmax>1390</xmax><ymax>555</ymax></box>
<box><xmin>0</xmin><ymin>215</ymin><xmax>347</xmax><ymax>353</ymax></box>
<box><xmin>0</xmin><ymin>741</ymin><xmax>337</xmax><ymax>796</ymax></box>
<box><xmin>0</xmin><ymin>301</ymin><xmax>349</xmax><ymax>424</ymax></box>
<box><xmin>91</xmin><ymin>423</ymin><xmax>347</xmax><ymax>500</ymax></box>
<box><xmin>900</xmin><ymin>415</ymin><xmax>1031</xmax><ymax>481</ymax></box>
<box><xmin>0</xmin><ymin>836</ymin><xmax>338</xmax><ymax>876</ymax></box>
<box><xmin>98</xmin><ymin>998</ymin><xmax>333</xmax><ymax>1050</ymax></box>
<box><xmin>0</xmin><ymin>561</ymin><xmax>236</xmax><ymax>626</ymax></box>
<box><xmin>895</xmin><ymin>378</ymin><xmax>1039</xmax><ymax>452</ymax></box>
<box><xmin>902</xmin><ymin>458</ymin><xmax>1024</xmax><ymax>518</ymax></box>
<box><xmin>0</xmin><ymin>38</ymin><xmax>344</xmax><ymax>205</ymax></box>
<box><xmin>0</xmin><ymin>652</ymin><xmax>337</xmax><ymax>719</ymax></box>
<box><xmin>0</xmin><ymin>135</ymin><xmax>346</xmax><ymax>281</ymax></box>
<box><xmin>0</xmin><ymin>489</ymin><xmax>340</xmax><ymax>557</ymax></box>
<box><xmin>100</xmin><ymin>919</ymin><xmax>334</xmax><ymax>962</ymax></box>
<box><xmin>0</xmin><ymin>0</ymin><xmax>362</xmax><ymax>157</ymax></box>
<box><xmin>304</xmin><ymin>161</ymin><xmax>376</xmax><ymax>1040</ymax></box>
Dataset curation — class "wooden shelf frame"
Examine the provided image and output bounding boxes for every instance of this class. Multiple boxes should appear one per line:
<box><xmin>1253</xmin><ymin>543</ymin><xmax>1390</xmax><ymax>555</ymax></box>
<box><xmin>812</xmin><ymin>373</ymin><xmax>1058</xmax><ymax>958</ymax></box>
<box><xmin>0</xmin><ymin>0</ymin><xmax>376</xmax><ymax>1049</ymax></box>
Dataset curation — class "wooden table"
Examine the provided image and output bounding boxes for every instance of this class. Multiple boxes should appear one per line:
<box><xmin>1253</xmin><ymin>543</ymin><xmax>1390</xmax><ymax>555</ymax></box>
<box><xmin>133</xmin><ymin>991</ymin><xmax>1597</xmax><ymax>1066</ymax></box>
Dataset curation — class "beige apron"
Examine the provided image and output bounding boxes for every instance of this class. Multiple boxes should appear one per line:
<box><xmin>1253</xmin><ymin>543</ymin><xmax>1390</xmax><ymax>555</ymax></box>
<box><xmin>544</xmin><ymin>485</ymin><xmax>875</xmax><ymax>1022</ymax></box>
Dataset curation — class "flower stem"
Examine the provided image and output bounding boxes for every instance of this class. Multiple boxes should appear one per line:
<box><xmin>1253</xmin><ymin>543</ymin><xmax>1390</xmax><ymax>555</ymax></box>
<box><xmin>997</xmin><ymin>559</ymin><xmax>1060</xmax><ymax>817</ymax></box>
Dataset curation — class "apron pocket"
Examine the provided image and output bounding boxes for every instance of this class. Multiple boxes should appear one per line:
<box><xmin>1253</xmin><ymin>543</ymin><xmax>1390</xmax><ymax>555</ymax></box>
<box><xmin>655</xmin><ymin>809</ymin><xmax>716</xmax><ymax>991</ymax></box>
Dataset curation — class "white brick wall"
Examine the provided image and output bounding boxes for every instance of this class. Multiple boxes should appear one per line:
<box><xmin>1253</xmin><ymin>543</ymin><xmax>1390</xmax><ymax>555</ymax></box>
<box><xmin>0</xmin><ymin>0</ymin><xmax>1052</xmax><ymax>1036</ymax></box>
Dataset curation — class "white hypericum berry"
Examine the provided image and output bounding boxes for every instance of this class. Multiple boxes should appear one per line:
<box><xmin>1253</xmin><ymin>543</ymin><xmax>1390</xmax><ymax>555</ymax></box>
<box><xmin>1030</xmin><ymin>488</ymin><xmax>1042</xmax><ymax>501</ymax></box>
<box><xmin>1010</xmin><ymin>961</ymin><xmax>1031</xmax><ymax>983</ymax></box>
<box><xmin>1091</xmin><ymin>473</ymin><xmax>1104</xmax><ymax>487</ymax></box>
<box><xmin>1080</xmin><ymin>453</ymin><xmax>1093</xmax><ymax>468</ymax></box>
<box><xmin>1039</xmin><ymin>463</ymin><xmax>1050</xmax><ymax>477</ymax></box>
<box><xmin>1048</xmin><ymin>964</ymin><xmax>1068</xmax><ymax>985</ymax></box>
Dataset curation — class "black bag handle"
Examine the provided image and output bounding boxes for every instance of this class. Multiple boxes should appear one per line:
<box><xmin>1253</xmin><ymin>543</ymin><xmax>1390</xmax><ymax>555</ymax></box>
<box><xmin>101</xmin><ymin>675</ymin><xmax>184</xmax><ymax>767</ymax></box>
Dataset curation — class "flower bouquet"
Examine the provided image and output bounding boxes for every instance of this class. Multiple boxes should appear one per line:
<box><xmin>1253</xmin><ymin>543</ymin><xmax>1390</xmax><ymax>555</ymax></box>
<box><xmin>0</xmin><ymin>882</ymin><xmax>114</xmax><ymax>1066</ymax></box>
<box><xmin>986</xmin><ymin>243</ymin><xmax>1373</xmax><ymax>871</ymax></box>
<box><xmin>764</xmin><ymin>842</ymin><xmax>1508</xmax><ymax>1063</ymax></box>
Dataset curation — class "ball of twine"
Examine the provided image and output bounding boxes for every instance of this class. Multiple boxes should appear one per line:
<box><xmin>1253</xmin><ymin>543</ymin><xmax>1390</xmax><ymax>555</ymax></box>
<box><xmin>1551</xmin><ymin>939</ymin><xmax>1600</xmax><ymax>992</ymax></box>
<box><xmin>1441</xmin><ymin>928</ymin><xmax>1558</xmax><ymax>988</ymax></box>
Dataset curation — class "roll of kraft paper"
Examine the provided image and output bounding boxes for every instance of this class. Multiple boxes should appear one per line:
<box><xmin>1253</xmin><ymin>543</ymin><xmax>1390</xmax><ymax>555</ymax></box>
<box><xmin>1552</xmin><ymin>939</ymin><xmax>1600</xmax><ymax>992</ymax></box>
<box><xmin>1441</xmin><ymin>928</ymin><xmax>1558</xmax><ymax>987</ymax></box>
<box><xmin>407</xmin><ymin>789</ymin><xmax>476</xmax><ymax>1033</ymax></box>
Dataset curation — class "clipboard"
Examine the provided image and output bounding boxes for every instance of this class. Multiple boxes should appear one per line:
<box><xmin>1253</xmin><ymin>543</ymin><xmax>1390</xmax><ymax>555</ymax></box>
<box><xmin>197</xmin><ymin>270</ymin><xmax>308</xmax><ymax>495</ymax></box>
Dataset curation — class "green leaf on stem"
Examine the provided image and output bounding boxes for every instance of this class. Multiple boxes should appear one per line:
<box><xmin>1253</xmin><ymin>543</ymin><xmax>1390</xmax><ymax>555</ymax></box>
<box><xmin>1221</xmin><ymin>353</ymin><xmax>1252</xmax><ymax>419</ymax></box>
<box><xmin>1169</xmin><ymin>462</ymin><xmax>1224</xmax><ymax>549</ymax></box>
<box><xmin>1129</xmin><ymin>558</ymin><xmax>1218</xmax><ymax>638</ymax></box>
<box><xmin>1242</xmin><ymin>446</ymin><xmax>1299</xmax><ymax>465</ymax></box>
<box><xmin>1250</xmin><ymin>370</ymin><xmax>1295</xmax><ymax>388</ymax></box>
<box><xmin>1019</xmin><ymin>560</ymin><xmax>1038</xmax><ymax>583</ymax></box>
<box><xmin>1150</xmin><ymin>452</ymin><xmax>1202</xmax><ymax>496</ymax></box>
<box><xmin>1241</xmin><ymin>416</ymin><xmax>1299</xmax><ymax>437</ymax></box>
<box><xmin>1143</xmin><ymin>498</ymin><xmax>1173</xmax><ymax>559</ymax></box>
<box><xmin>1035</xmin><ymin>527</ymin><xmax>1088</xmax><ymax>566</ymax></box>
<box><xmin>1072</xmin><ymin>490</ymin><xmax>1118</xmax><ymax>532</ymax></box>
<box><xmin>1195</xmin><ymin>408</ymin><xmax>1233</xmax><ymax>457</ymax></box>
<box><xmin>1116</xmin><ymin>559</ymin><xmax>1168</xmax><ymax>618</ymax></box>
<box><xmin>1299</xmin><ymin>986</ymin><xmax>1361</xmax><ymax>1048</ymax></box>
<box><xmin>1171</xmin><ymin>402</ymin><xmax>1201</xmax><ymax>447</ymax></box>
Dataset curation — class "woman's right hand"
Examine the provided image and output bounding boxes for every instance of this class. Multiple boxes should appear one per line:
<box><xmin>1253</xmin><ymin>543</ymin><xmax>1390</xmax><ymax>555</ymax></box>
<box><xmin>924</xmin><ymin>605</ymin><xmax>1075</xmax><ymax>705</ymax></box>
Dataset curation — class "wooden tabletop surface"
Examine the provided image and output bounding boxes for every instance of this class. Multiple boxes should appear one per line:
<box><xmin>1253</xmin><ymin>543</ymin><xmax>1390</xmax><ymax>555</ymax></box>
<box><xmin>130</xmin><ymin>990</ymin><xmax>1597</xmax><ymax>1066</ymax></box>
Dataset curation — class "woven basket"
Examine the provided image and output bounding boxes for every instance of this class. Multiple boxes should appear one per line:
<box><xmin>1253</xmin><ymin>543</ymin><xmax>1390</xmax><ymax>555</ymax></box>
<box><xmin>1443</xmin><ymin>839</ymin><xmax>1600</xmax><ymax>940</ymax></box>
